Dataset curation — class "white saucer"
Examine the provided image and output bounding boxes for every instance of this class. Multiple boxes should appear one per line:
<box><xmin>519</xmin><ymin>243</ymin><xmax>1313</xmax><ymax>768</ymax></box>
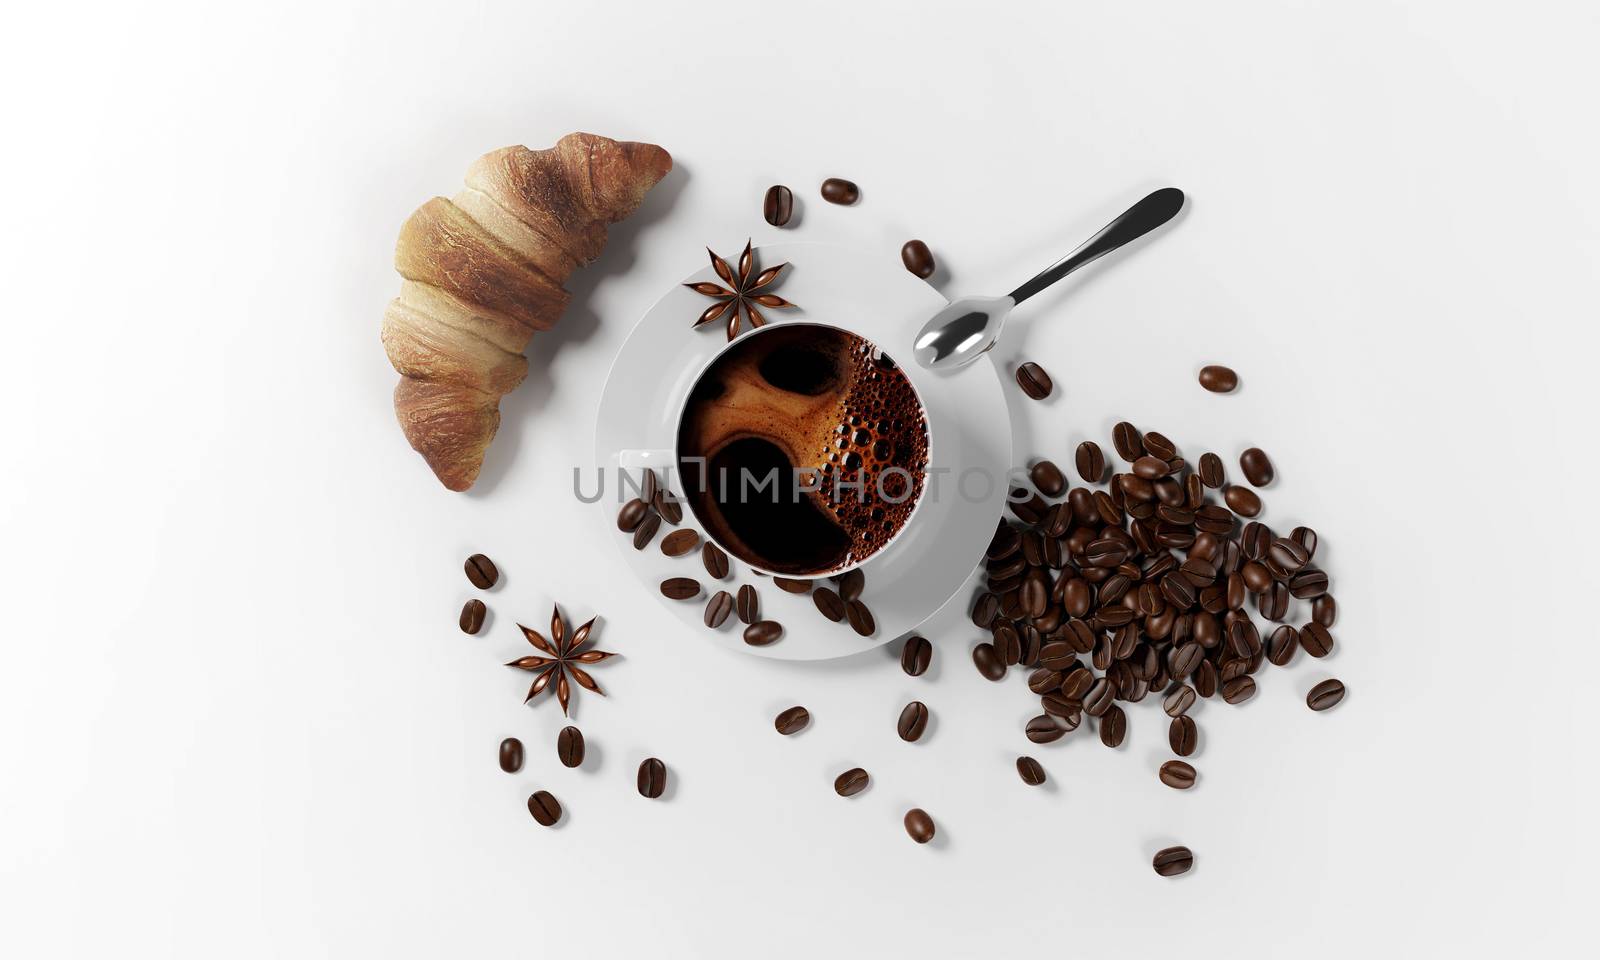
<box><xmin>592</xmin><ymin>242</ymin><xmax>1011</xmax><ymax>661</ymax></box>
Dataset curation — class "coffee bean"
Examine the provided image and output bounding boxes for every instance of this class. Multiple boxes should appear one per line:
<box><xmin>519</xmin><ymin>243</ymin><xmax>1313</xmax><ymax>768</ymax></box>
<box><xmin>1153</xmin><ymin>845</ymin><xmax>1195</xmax><ymax>876</ymax></box>
<box><xmin>527</xmin><ymin>790</ymin><xmax>561</xmax><ymax>826</ymax></box>
<box><xmin>661</xmin><ymin>529</ymin><xmax>700</xmax><ymax>557</ymax></box>
<box><xmin>763</xmin><ymin>184</ymin><xmax>794</xmax><ymax>226</ymax></box>
<box><xmin>1143</xmin><ymin>431</ymin><xmax>1177</xmax><ymax>460</ymax></box>
<box><xmin>465</xmin><ymin>554</ymin><xmax>499</xmax><ymax>589</ymax></box>
<box><xmin>845</xmin><ymin>599</ymin><xmax>876</xmax><ymax>636</ymax></box>
<box><xmin>632</xmin><ymin>510</ymin><xmax>662</xmax><ymax>549</ymax></box>
<box><xmin>1169</xmin><ymin>715</ymin><xmax>1198</xmax><ymax>756</ymax></box>
<box><xmin>973</xmin><ymin>642</ymin><xmax>1005</xmax><ymax>681</ymax></box>
<box><xmin>557</xmin><ymin>726</ymin><xmax>584</xmax><ymax>768</ymax></box>
<box><xmin>774</xmin><ymin>577</ymin><xmax>813</xmax><ymax>594</ymax></box>
<box><xmin>1221</xmin><ymin>675</ymin><xmax>1257</xmax><ymax>704</ymax></box>
<box><xmin>1030</xmin><ymin>459</ymin><xmax>1066</xmax><ymax>497</ymax></box>
<box><xmin>1301</xmin><ymin>622</ymin><xmax>1335</xmax><ymax>658</ymax></box>
<box><xmin>901</xmin><ymin>239</ymin><xmax>935</xmax><ymax>278</ymax></box>
<box><xmin>1028</xmin><ymin>668</ymin><xmax>1064</xmax><ymax>695</ymax></box>
<box><xmin>1312</xmin><ymin>594</ymin><xmax>1337</xmax><ymax>627</ymax></box>
<box><xmin>972</xmin><ymin>591</ymin><xmax>1000</xmax><ymax>628</ymax></box>
<box><xmin>903</xmin><ymin>808</ymin><xmax>935</xmax><ymax>844</ymax></box>
<box><xmin>812</xmin><ymin>587</ymin><xmax>846</xmax><ymax>621</ymax></box>
<box><xmin>617</xmin><ymin>498</ymin><xmax>648</xmax><ymax>532</ymax></box>
<box><xmin>774</xmin><ymin>705</ymin><xmax>810</xmax><ymax>735</ymax></box>
<box><xmin>744</xmin><ymin>620</ymin><xmax>783</xmax><ymax>646</ymax></box>
<box><xmin>653</xmin><ymin>490</ymin><xmax>684</xmax><ymax>525</ymax></box>
<box><xmin>1194</xmin><ymin>660</ymin><xmax>1218</xmax><ymax>699</ymax></box>
<box><xmin>660</xmin><ymin>577</ymin><xmax>701</xmax><ymax>600</ymax></box>
<box><xmin>1016</xmin><ymin>362</ymin><xmax>1053</xmax><ymax>400</ymax></box>
<box><xmin>1025</xmin><ymin>714</ymin><xmax>1064</xmax><ymax>743</ymax></box>
<box><xmin>704</xmin><ymin>590</ymin><xmax>734</xmax><ymax>628</ymax></box>
<box><xmin>635</xmin><ymin>468</ymin><xmax>658</xmax><ymax>505</ymax></box>
<box><xmin>835</xmin><ymin>568</ymin><xmax>866</xmax><ymax>602</ymax></box>
<box><xmin>1198</xmin><ymin>452</ymin><xmax>1225</xmax><ymax>489</ymax></box>
<box><xmin>1241</xmin><ymin>560</ymin><xmax>1272</xmax><ymax>592</ymax></box>
<box><xmin>700</xmin><ymin>542</ymin><xmax>730</xmax><ymax>580</ymax></box>
<box><xmin>1160</xmin><ymin>760</ymin><xmax>1197</xmax><ymax>789</ymax></box>
<box><xmin>1289</xmin><ymin>568</ymin><xmax>1329</xmax><ymax>599</ymax></box>
<box><xmin>892</xmin><ymin>636</ymin><xmax>931</xmax><ymax>678</ymax></box>
<box><xmin>637</xmin><ymin>758</ymin><xmax>667</xmax><ymax>799</ymax></box>
<box><xmin>1163</xmin><ymin>684</ymin><xmax>1197</xmax><ymax>717</ymax></box>
<box><xmin>498</xmin><ymin>737</ymin><xmax>523</xmax><ymax>773</ymax></box>
<box><xmin>459</xmin><ymin>599</ymin><xmax>487</xmax><ymax>634</ymax></box>
<box><xmin>1099</xmin><ymin>704</ymin><xmax>1127</xmax><ymax>747</ymax></box>
<box><xmin>1133</xmin><ymin>455</ymin><xmax>1170</xmax><ymax>480</ymax></box>
<box><xmin>1223</xmin><ymin>485</ymin><xmax>1262</xmax><ymax>518</ymax></box>
<box><xmin>737</xmin><ymin>584</ymin><xmax>760</xmax><ymax>624</ymax></box>
<box><xmin>1198</xmin><ymin>363</ymin><xmax>1238</xmax><ymax>393</ymax></box>
<box><xmin>821</xmin><ymin>177</ymin><xmax>860</xmax><ymax>205</ymax></box>
<box><xmin>1239</xmin><ymin>447</ymin><xmax>1274</xmax><ymax>487</ymax></box>
<box><xmin>1268</xmin><ymin>537</ymin><xmax>1310</xmax><ymax>573</ymax></box>
<box><xmin>1016</xmin><ymin>756</ymin><xmax>1047</xmax><ymax>785</ymax></box>
<box><xmin>1291</xmin><ymin>526</ymin><xmax>1319</xmax><ymax>559</ymax></box>
<box><xmin>834</xmin><ymin>767</ymin><xmax>870</xmax><ymax>797</ymax></box>
<box><xmin>1169</xmin><ymin>643</ymin><xmax>1203</xmax><ymax>679</ymax></box>
<box><xmin>1042</xmin><ymin>693</ymin><xmax>1078</xmax><ymax>718</ymax></box>
<box><xmin>1083</xmin><ymin>678</ymin><xmax>1115</xmax><ymax>717</ymax></box>
<box><xmin>1307</xmin><ymin>678</ymin><xmax>1346</xmax><ymax>711</ymax></box>
<box><xmin>1267</xmin><ymin>625</ymin><xmax>1299</xmax><ymax>665</ymax></box>
<box><xmin>1114</xmin><ymin>423</ymin><xmax>1149</xmax><ymax>464</ymax></box>
<box><xmin>897</xmin><ymin>701</ymin><xmax>929</xmax><ymax>742</ymax></box>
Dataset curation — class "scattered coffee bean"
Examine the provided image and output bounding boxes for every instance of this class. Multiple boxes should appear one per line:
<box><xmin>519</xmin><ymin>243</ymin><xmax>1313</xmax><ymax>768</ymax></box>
<box><xmin>459</xmin><ymin>599</ymin><xmax>487</xmax><ymax>634</ymax></box>
<box><xmin>821</xmin><ymin>177</ymin><xmax>860</xmax><ymax>205</ymax></box>
<box><xmin>701</xmin><ymin>542</ymin><xmax>730</xmax><ymax>580</ymax></box>
<box><xmin>1301</xmin><ymin>622</ymin><xmax>1335</xmax><ymax>658</ymax></box>
<box><xmin>637</xmin><ymin>468</ymin><xmax>659</xmax><ymax>505</ymax></box>
<box><xmin>1289</xmin><ymin>568</ymin><xmax>1329</xmax><ymax>599</ymax></box>
<box><xmin>557</xmin><ymin>726</ymin><xmax>585</xmax><ymax>768</ymax></box>
<box><xmin>835</xmin><ymin>568</ymin><xmax>865</xmax><ymax>602</ymax></box>
<box><xmin>653</xmin><ymin>490</ymin><xmax>684</xmax><ymax>525</ymax></box>
<box><xmin>617</xmin><ymin>498</ymin><xmax>648</xmax><ymax>532</ymax></box>
<box><xmin>901</xmin><ymin>635</ymin><xmax>932</xmax><ymax>677</ymax></box>
<box><xmin>637</xmin><ymin>758</ymin><xmax>667</xmax><ymax>799</ymax></box>
<box><xmin>465</xmin><ymin>554</ymin><xmax>498</xmax><ymax>589</ymax></box>
<box><xmin>1267</xmin><ymin>625</ymin><xmax>1299</xmax><ymax>665</ymax></box>
<box><xmin>1223</xmin><ymin>485</ymin><xmax>1262</xmax><ymax>518</ymax></box>
<box><xmin>1169</xmin><ymin>715</ymin><xmax>1197</xmax><ymax>756</ymax></box>
<box><xmin>834</xmin><ymin>767</ymin><xmax>869</xmax><ymax>797</ymax></box>
<box><xmin>736</xmin><ymin>584</ymin><xmax>760</xmax><ymax>624</ymax></box>
<box><xmin>1160</xmin><ymin>760</ymin><xmax>1197</xmax><ymax>789</ymax></box>
<box><xmin>1198</xmin><ymin>364</ymin><xmax>1238</xmax><ymax>393</ymax></box>
<box><xmin>660</xmin><ymin>577</ymin><xmax>701</xmax><ymax>600</ymax></box>
<box><xmin>1025</xmin><ymin>714</ymin><xmax>1065</xmax><ymax>743</ymax></box>
<box><xmin>1198</xmin><ymin>453</ymin><xmax>1225</xmax><ymax>488</ymax></box>
<box><xmin>1240</xmin><ymin>447</ymin><xmax>1274</xmax><ymax>486</ymax></box>
<box><xmin>774</xmin><ymin>705</ymin><xmax>810</xmax><ymax>735</ymax></box>
<box><xmin>901</xmin><ymin>239</ymin><xmax>936</xmax><ymax>278</ymax></box>
<box><xmin>1307</xmin><ymin>678</ymin><xmax>1346</xmax><ymax>711</ymax></box>
<box><xmin>527</xmin><ymin>790</ymin><xmax>561</xmax><ymax>826</ymax></box>
<box><xmin>660</xmin><ymin>529</ymin><xmax>700</xmax><ymax>557</ymax></box>
<box><xmin>1221</xmin><ymin>675</ymin><xmax>1257</xmax><ymax>704</ymax></box>
<box><xmin>704</xmin><ymin>590</ymin><xmax>734</xmax><ymax>628</ymax></box>
<box><xmin>1312</xmin><ymin>594</ymin><xmax>1337</xmax><ymax>626</ymax></box>
<box><xmin>1015</xmin><ymin>362</ymin><xmax>1053</xmax><ymax>400</ymax></box>
<box><xmin>1016</xmin><ymin>756</ymin><xmax>1047</xmax><ymax>785</ymax></box>
<box><xmin>1099</xmin><ymin>704</ymin><xmax>1127</xmax><ymax>747</ymax></box>
<box><xmin>1112</xmin><ymin>421</ymin><xmax>1145</xmax><ymax>461</ymax></box>
<box><xmin>809</xmin><ymin>586</ymin><xmax>846</xmax><ymax>622</ymax></box>
<box><xmin>1291</xmin><ymin>525</ymin><xmax>1319</xmax><ymax>559</ymax></box>
<box><xmin>744</xmin><ymin>620</ymin><xmax>783</xmax><ymax>646</ymax></box>
<box><xmin>632</xmin><ymin>510</ymin><xmax>662</xmax><ymax>549</ymax></box>
<box><xmin>973</xmin><ymin>642</ymin><xmax>1005</xmax><ymax>681</ymax></box>
<box><xmin>1153</xmin><ymin>845</ymin><xmax>1194</xmax><ymax>876</ymax></box>
<box><xmin>903</xmin><ymin>808</ymin><xmax>935</xmax><ymax>844</ymax></box>
<box><xmin>774</xmin><ymin>577</ymin><xmax>813</xmax><ymax>594</ymax></box>
<box><xmin>1133</xmin><ymin>455</ymin><xmax>1170</xmax><ymax>479</ymax></box>
<box><xmin>1030</xmin><ymin>459</ymin><xmax>1066</xmax><ymax>497</ymax></box>
<box><xmin>763</xmin><ymin>184</ymin><xmax>794</xmax><ymax>226</ymax></box>
<box><xmin>1074</xmin><ymin>441</ymin><xmax>1106</xmax><ymax>482</ymax></box>
<box><xmin>1164</xmin><ymin>684</ymin><xmax>1197</xmax><ymax>717</ymax></box>
<box><xmin>897</xmin><ymin>701</ymin><xmax>930</xmax><ymax>742</ymax></box>
<box><xmin>498</xmin><ymin>737</ymin><xmax>523</xmax><ymax>773</ymax></box>
<box><xmin>845</xmin><ymin>599</ymin><xmax>876</xmax><ymax>636</ymax></box>
<box><xmin>1143</xmin><ymin>431</ymin><xmax>1178</xmax><ymax>460</ymax></box>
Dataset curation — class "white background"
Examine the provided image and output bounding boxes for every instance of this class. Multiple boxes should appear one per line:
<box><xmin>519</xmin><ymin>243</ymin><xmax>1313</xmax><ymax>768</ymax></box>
<box><xmin>3</xmin><ymin>1</ymin><xmax>1596</xmax><ymax>956</ymax></box>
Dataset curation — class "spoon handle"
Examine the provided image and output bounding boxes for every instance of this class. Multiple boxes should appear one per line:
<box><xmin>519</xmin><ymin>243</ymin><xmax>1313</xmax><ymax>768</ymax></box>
<box><xmin>1007</xmin><ymin>187</ymin><xmax>1185</xmax><ymax>305</ymax></box>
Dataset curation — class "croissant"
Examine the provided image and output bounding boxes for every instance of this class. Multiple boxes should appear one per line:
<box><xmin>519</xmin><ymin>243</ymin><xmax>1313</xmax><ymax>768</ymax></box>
<box><xmin>382</xmin><ymin>132</ymin><xmax>672</xmax><ymax>490</ymax></box>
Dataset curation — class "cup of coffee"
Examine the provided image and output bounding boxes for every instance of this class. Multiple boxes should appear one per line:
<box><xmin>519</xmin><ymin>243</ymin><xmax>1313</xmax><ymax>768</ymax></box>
<box><xmin>675</xmin><ymin>322</ymin><xmax>932</xmax><ymax>577</ymax></box>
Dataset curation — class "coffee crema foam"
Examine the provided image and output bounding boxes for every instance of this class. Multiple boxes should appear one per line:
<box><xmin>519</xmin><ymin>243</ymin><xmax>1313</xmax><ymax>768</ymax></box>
<box><xmin>678</xmin><ymin>325</ymin><xmax>929</xmax><ymax>576</ymax></box>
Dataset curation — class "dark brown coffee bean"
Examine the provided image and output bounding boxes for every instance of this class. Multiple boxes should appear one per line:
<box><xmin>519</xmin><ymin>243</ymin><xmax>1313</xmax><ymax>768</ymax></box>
<box><xmin>834</xmin><ymin>767</ymin><xmax>869</xmax><ymax>796</ymax></box>
<box><xmin>527</xmin><ymin>790</ymin><xmax>561</xmax><ymax>826</ymax></box>
<box><xmin>1268</xmin><ymin>537</ymin><xmax>1310</xmax><ymax>573</ymax></box>
<box><xmin>1082</xmin><ymin>678</ymin><xmax>1115</xmax><ymax>717</ymax></box>
<box><xmin>1111</xmin><ymin>421</ymin><xmax>1144</xmax><ymax>461</ymax></box>
<box><xmin>1307</xmin><ymin>678</ymin><xmax>1346</xmax><ymax>711</ymax></box>
<box><xmin>1041</xmin><ymin>693</ymin><xmax>1079</xmax><ymax>719</ymax></box>
<box><xmin>897</xmin><ymin>701</ymin><xmax>929</xmax><ymax>742</ymax></box>
<box><xmin>557</xmin><ymin>726</ymin><xmax>585</xmax><ymax>768</ymax></box>
<box><xmin>901</xmin><ymin>239</ymin><xmax>935</xmax><ymax>278</ymax></box>
<box><xmin>1030</xmin><ymin>459</ymin><xmax>1066</xmax><ymax>497</ymax></box>
<box><xmin>464</xmin><ymin>554</ymin><xmax>499</xmax><ymax>589</ymax></box>
<box><xmin>699</xmin><ymin>541</ymin><xmax>729</xmax><ymax>580</ymax></box>
<box><xmin>1160</xmin><ymin>760</ymin><xmax>1197</xmax><ymax>790</ymax></box>
<box><xmin>617</xmin><ymin>498</ymin><xmax>648</xmax><ymax>532</ymax></box>
<box><xmin>987</xmin><ymin>523</ymin><xmax>1021</xmax><ymax>560</ymax></box>
<box><xmin>1289</xmin><ymin>568</ymin><xmax>1329</xmax><ymax>599</ymax></box>
<box><xmin>704</xmin><ymin>590</ymin><xmax>734</xmax><ymax>628</ymax></box>
<box><xmin>821</xmin><ymin>177</ymin><xmax>859</xmax><ymax>204</ymax></box>
<box><xmin>1015</xmin><ymin>362</ymin><xmax>1053</xmax><ymax>400</ymax></box>
<box><xmin>1025</xmin><ymin>714</ymin><xmax>1065</xmax><ymax>743</ymax></box>
<box><xmin>774</xmin><ymin>577</ymin><xmax>813</xmax><ymax>594</ymax></box>
<box><xmin>459</xmin><ymin>599</ymin><xmax>487</xmax><ymax>634</ymax></box>
<box><xmin>1068</xmin><ymin>441</ymin><xmax>1103</xmax><ymax>483</ymax></box>
<box><xmin>812</xmin><ymin>587</ymin><xmax>846</xmax><ymax>622</ymax></box>
<box><xmin>1142</xmin><ymin>431</ymin><xmax>1177</xmax><ymax>460</ymax></box>
<box><xmin>1099</xmin><ymin>704</ymin><xmax>1127</xmax><ymax>747</ymax></box>
<box><xmin>973</xmin><ymin>642</ymin><xmax>1005</xmax><ymax>681</ymax></box>
<box><xmin>1016</xmin><ymin>756</ymin><xmax>1047</xmax><ymax>785</ymax></box>
<box><xmin>774</xmin><ymin>705</ymin><xmax>810</xmax><ymax>735</ymax></box>
<box><xmin>632</xmin><ymin>510</ymin><xmax>661</xmax><ymax>549</ymax></box>
<box><xmin>741</xmin><ymin>619</ymin><xmax>784</xmax><ymax>646</ymax></box>
<box><xmin>763</xmin><ymin>184</ymin><xmax>793</xmax><ymax>226</ymax></box>
<box><xmin>904</xmin><ymin>808</ymin><xmax>935</xmax><ymax>843</ymax></box>
<box><xmin>1301</xmin><ymin>622</ymin><xmax>1335</xmax><ymax>658</ymax></box>
<box><xmin>1028</xmin><ymin>668</ymin><xmax>1063</xmax><ymax>695</ymax></box>
<box><xmin>1267</xmin><ymin>625</ymin><xmax>1299</xmax><ymax>665</ymax></box>
<box><xmin>1194</xmin><ymin>659</ymin><xmax>1218</xmax><ymax>699</ymax></box>
<box><xmin>1221</xmin><ymin>675</ymin><xmax>1257</xmax><ymax>704</ymax></box>
<box><xmin>736</xmin><ymin>584</ymin><xmax>759</xmax><ymax>624</ymax></box>
<box><xmin>1239</xmin><ymin>447</ymin><xmax>1274</xmax><ymax>487</ymax></box>
<box><xmin>845</xmin><ymin>599</ymin><xmax>876</xmax><ymax>636</ymax></box>
<box><xmin>1169</xmin><ymin>643</ymin><xmax>1203</xmax><ymax>679</ymax></box>
<box><xmin>660</xmin><ymin>577</ymin><xmax>701</xmax><ymax>600</ymax></box>
<box><xmin>1195</xmin><ymin>504</ymin><xmax>1233</xmax><ymax>535</ymax></box>
<box><xmin>661</xmin><ymin>529</ymin><xmax>700</xmax><ymax>557</ymax></box>
<box><xmin>637</xmin><ymin>758</ymin><xmax>667</xmax><ymax>799</ymax></box>
<box><xmin>1312</xmin><ymin>594</ymin><xmax>1337</xmax><ymax>627</ymax></box>
<box><xmin>1291</xmin><ymin>526</ymin><xmax>1319</xmax><ymax>559</ymax></box>
<box><xmin>653</xmin><ymin>490</ymin><xmax>684</xmax><ymax>525</ymax></box>
<box><xmin>1132</xmin><ymin>455</ymin><xmax>1170</xmax><ymax>480</ymax></box>
<box><xmin>835</xmin><ymin>568</ymin><xmax>866</xmax><ymax>602</ymax></box>
<box><xmin>1153</xmin><ymin>844</ymin><xmax>1195</xmax><ymax>876</ymax></box>
<box><xmin>1241</xmin><ymin>560</ymin><xmax>1272</xmax><ymax>593</ymax></box>
<box><xmin>1169</xmin><ymin>715</ymin><xmax>1197</xmax><ymax>756</ymax></box>
<box><xmin>991</xmin><ymin>622</ymin><xmax>1020</xmax><ymax>666</ymax></box>
<box><xmin>1223</xmin><ymin>485</ymin><xmax>1262</xmax><ymax>517</ymax></box>
<box><xmin>1198</xmin><ymin>363</ymin><xmax>1238</xmax><ymax>393</ymax></box>
<box><xmin>1163</xmin><ymin>684</ymin><xmax>1196</xmax><ymax>717</ymax></box>
<box><xmin>498</xmin><ymin>737</ymin><xmax>523</xmax><ymax>773</ymax></box>
<box><xmin>1196</xmin><ymin>453</ymin><xmax>1224</xmax><ymax>489</ymax></box>
<box><xmin>971</xmin><ymin>591</ymin><xmax>1000</xmax><ymax>628</ymax></box>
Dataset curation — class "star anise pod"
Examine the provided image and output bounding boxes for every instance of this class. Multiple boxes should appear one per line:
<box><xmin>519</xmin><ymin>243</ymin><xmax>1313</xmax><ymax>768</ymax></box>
<box><xmin>505</xmin><ymin>604</ymin><xmax>618</xmax><ymax>716</ymax></box>
<box><xmin>685</xmin><ymin>239</ymin><xmax>796</xmax><ymax>340</ymax></box>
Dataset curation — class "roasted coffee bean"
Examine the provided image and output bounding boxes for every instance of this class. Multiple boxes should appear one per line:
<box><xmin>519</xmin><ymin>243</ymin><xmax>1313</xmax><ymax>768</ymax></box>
<box><xmin>1312</xmin><ymin>594</ymin><xmax>1337</xmax><ymax>627</ymax></box>
<box><xmin>1239</xmin><ymin>447</ymin><xmax>1274</xmax><ymax>487</ymax></box>
<box><xmin>1221</xmin><ymin>675</ymin><xmax>1257</xmax><ymax>704</ymax></box>
<box><xmin>1195</xmin><ymin>504</ymin><xmax>1233</xmax><ymax>534</ymax></box>
<box><xmin>661</xmin><ymin>529</ymin><xmax>700</xmax><ymax>557</ymax></box>
<box><xmin>1153</xmin><ymin>845</ymin><xmax>1195</xmax><ymax>876</ymax></box>
<box><xmin>1228</xmin><ymin>619</ymin><xmax>1260</xmax><ymax>658</ymax></box>
<box><xmin>1074</xmin><ymin>441</ymin><xmax>1106</xmax><ymax>482</ymax></box>
<box><xmin>1194</xmin><ymin>660</ymin><xmax>1218</xmax><ymax>698</ymax></box>
<box><xmin>465</xmin><ymin>554</ymin><xmax>499</xmax><ymax>589</ymax></box>
<box><xmin>1028</xmin><ymin>668</ymin><xmax>1064</xmax><ymax>695</ymax></box>
<box><xmin>812</xmin><ymin>587</ymin><xmax>846</xmax><ymax>622</ymax></box>
<box><xmin>987</xmin><ymin>523</ymin><xmax>1021</xmax><ymax>560</ymax></box>
<box><xmin>660</xmin><ymin>577</ymin><xmax>701</xmax><ymax>600</ymax></box>
<box><xmin>904</xmin><ymin>808</ymin><xmax>935</xmax><ymax>844</ymax></box>
<box><xmin>700</xmin><ymin>542</ymin><xmax>730</xmax><ymax>580</ymax></box>
<box><xmin>704</xmin><ymin>590</ymin><xmax>734</xmax><ymax>628</ymax></box>
<box><xmin>1268</xmin><ymin>537</ymin><xmax>1310</xmax><ymax>573</ymax></box>
<box><xmin>1019</xmin><ymin>576</ymin><xmax>1048</xmax><ymax>620</ymax></box>
<box><xmin>1289</xmin><ymin>568</ymin><xmax>1329</xmax><ymax>599</ymax></box>
<box><xmin>1163</xmin><ymin>684</ymin><xmax>1197</xmax><ymax>717</ymax></box>
<box><xmin>1198</xmin><ymin>363</ymin><xmax>1238</xmax><ymax>393</ymax></box>
<box><xmin>617</xmin><ymin>498</ymin><xmax>648</xmax><ymax>532</ymax></box>
<box><xmin>897</xmin><ymin>701</ymin><xmax>929</xmax><ymax>742</ymax></box>
<box><xmin>1042</xmin><ymin>502</ymin><xmax>1072</xmax><ymax>538</ymax></box>
<box><xmin>744</xmin><ymin>620</ymin><xmax>784</xmax><ymax>646</ymax></box>
<box><xmin>774</xmin><ymin>705</ymin><xmax>811</xmax><ymax>735</ymax></box>
<box><xmin>835</xmin><ymin>568</ymin><xmax>866</xmax><ymax>602</ymax></box>
<box><xmin>774</xmin><ymin>577</ymin><xmax>813</xmax><ymax>594</ymax></box>
<box><xmin>527</xmin><ymin>790</ymin><xmax>562</xmax><ymax>826</ymax></box>
<box><xmin>1099</xmin><ymin>704</ymin><xmax>1128</xmax><ymax>747</ymax></box>
<box><xmin>763</xmin><ymin>184</ymin><xmax>794</xmax><ymax>225</ymax></box>
<box><xmin>1307</xmin><ymin>678</ymin><xmax>1346</xmax><ymax>711</ymax></box>
<box><xmin>1062</xmin><ymin>578</ymin><xmax>1091</xmax><ymax>618</ymax></box>
<box><xmin>898</xmin><ymin>635</ymin><xmax>932</xmax><ymax>677</ymax></box>
<box><xmin>1160</xmin><ymin>572</ymin><xmax>1197</xmax><ymax>610</ymax></box>
<box><xmin>1169</xmin><ymin>715</ymin><xmax>1198</xmax><ymax>756</ymax></box>
<box><xmin>1267</xmin><ymin>625</ymin><xmax>1299</xmax><ymax>665</ymax></box>
<box><xmin>1030</xmin><ymin>459</ymin><xmax>1067</xmax><ymax>497</ymax></box>
<box><xmin>653</xmin><ymin>490</ymin><xmax>684</xmax><ymax>525</ymax></box>
<box><xmin>993</xmin><ymin>622</ymin><xmax>1023</xmax><ymax>665</ymax></box>
<box><xmin>632</xmin><ymin>510</ymin><xmax>662</xmax><ymax>549</ymax></box>
<box><xmin>1301</xmin><ymin>622</ymin><xmax>1335</xmax><ymax>658</ymax></box>
<box><xmin>1198</xmin><ymin>452</ymin><xmax>1225</xmax><ymax>488</ymax></box>
<box><xmin>1017</xmin><ymin>756</ymin><xmax>1047</xmax><ymax>785</ymax></box>
<box><xmin>1041</xmin><ymin>693</ymin><xmax>1079</xmax><ymax>719</ymax></box>
<box><xmin>557</xmin><ymin>726</ymin><xmax>585</xmax><ymax>768</ymax></box>
<box><xmin>973</xmin><ymin>642</ymin><xmax>1005</xmax><ymax>681</ymax></box>
<box><xmin>1291</xmin><ymin>526</ymin><xmax>1319</xmax><ymax>559</ymax></box>
<box><xmin>1060</xmin><ymin>666</ymin><xmax>1094</xmax><ymax>702</ymax></box>
<box><xmin>1223</xmin><ymin>485</ymin><xmax>1262</xmax><ymax>518</ymax></box>
<box><xmin>1169</xmin><ymin>643</ymin><xmax>1204</xmax><ymax>679</ymax></box>
<box><xmin>498</xmin><ymin>737</ymin><xmax>523</xmax><ymax>773</ymax></box>
<box><xmin>1112</xmin><ymin>421</ymin><xmax>1145</xmax><ymax>461</ymax></box>
<box><xmin>1241</xmin><ymin>560</ymin><xmax>1272</xmax><ymax>593</ymax></box>
<box><xmin>1160</xmin><ymin>760</ymin><xmax>1197</xmax><ymax>790</ymax></box>
<box><xmin>971</xmin><ymin>591</ymin><xmax>1000</xmax><ymax>628</ymax></box>
<box><xmin>459</xmin><ymin>599</ymin><xmax>487</xmax><ymax>634</ymax></box>
<box><xmin>1142</xmin><ymin>431</ymin><xmax>1177</xmax><ymax>461</ymax></box>
<box><xmin>1133</xmin><ymin>455</ymin><xmax>1170</xmax><ymax>479</ymax></box>
<box><xmin>736</xmin><ymin>584</ymin><xmax>759</xmax><ymax>624</ymax></box>
<box><xmin>1083</xmin><ymin>677</ymin><xmax>1115</xmax><ymax>717</ymax></box>
<box><xmin>1016</xmin><ymin>362</ymin><xmax>1053</xmax><ymax>400</ymax></box>
<box><xmin>637</xmin><ymin>758</ymin><xmax>667</xmax><ymax>799</ymax></box>
<box><xmin>1009</xmin><ymin>488</ymin><xmax>1048</xmax><ymax>523</ymax></box>
<box><xmin>834</xmin><ymin>767</ymin><xmax>869</xmax><ymax>797</ymax></box>
<box><xmin>901</xmin><ymin>239</ymin><xmax>936</xmax><ymax>278</ymax></box>
<box><xmin>821</xmin><ymin>177</ymin><xmax>859</xmax><ymax>204</ymax></box>
<box><xmin>1025</xmin><ymin>714</ymin><xmax>1065</xmax><ymax>743</ymax></box>
<box><xmin>845</xmin><ymin>600</ymin><xmax>876</xmax><ymax>636</ymax></box>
